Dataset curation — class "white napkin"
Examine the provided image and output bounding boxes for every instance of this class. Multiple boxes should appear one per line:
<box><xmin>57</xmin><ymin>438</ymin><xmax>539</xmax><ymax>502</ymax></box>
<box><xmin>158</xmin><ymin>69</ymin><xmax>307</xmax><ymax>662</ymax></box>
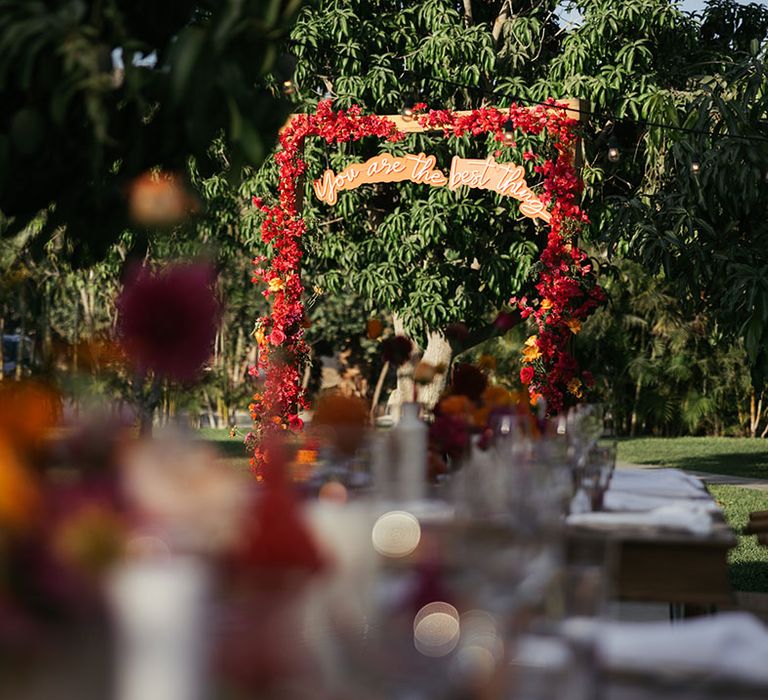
<box><xmin>603</xmin><ymin>490</ymin><xmax>720</xmax><ymax>514</ymax></box>
<box><xmin>566</xmin><ymin>503</ymin><xmax>713</xmax><ymax>536</ymax></box>
<box><xmin>562</xmin><ymin>613</ymin><xmax>768</xmax><ymax>685</ymax></box>
<box><xmin>611</xmin><ymin>468</ymin><xmax>709</xmax><ymax>499</ymax></box>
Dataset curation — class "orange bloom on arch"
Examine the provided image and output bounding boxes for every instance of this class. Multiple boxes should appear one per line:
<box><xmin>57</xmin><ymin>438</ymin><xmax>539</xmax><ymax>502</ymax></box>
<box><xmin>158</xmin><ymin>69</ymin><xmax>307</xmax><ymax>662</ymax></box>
<box><xmin>268</xmin><ymin>277</ymin><xmax>285</xmax><ymax>293</ymax></box>
<box><xmin>522</xmin><ymin>336</ymin><xmax>541</xmax><ymax>362</ymax></box>
<box><xmin>566</xmin><ymin>318</ymin><xmax>582</xmax><ymax>334</ymax></box>
<box><xmin>567</xmin><ymin>378</ymin><xmax>583</xmax><ymax>398</ymax></box>
<box><xmin>540</xmin><ymin>298</ymin><xmax>553</xmax><ymax>310</ymax></box>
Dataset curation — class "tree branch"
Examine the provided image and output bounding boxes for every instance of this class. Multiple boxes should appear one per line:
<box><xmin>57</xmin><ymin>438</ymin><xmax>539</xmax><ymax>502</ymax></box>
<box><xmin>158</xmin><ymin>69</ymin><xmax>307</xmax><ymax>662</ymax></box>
<box><xmin>492</xmin><ymin>0</ymin><xmax>513</xmax><ymax>47</ymax></box>
<box><xmin>462</xmin><ymin>0</ymin><xmax>473</xmax><ymax>26</ymax></box>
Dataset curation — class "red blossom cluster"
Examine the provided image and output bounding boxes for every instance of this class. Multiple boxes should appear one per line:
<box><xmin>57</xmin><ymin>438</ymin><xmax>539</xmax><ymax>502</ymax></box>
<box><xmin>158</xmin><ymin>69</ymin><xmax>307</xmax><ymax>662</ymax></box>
<box><xmin>249</xmin><ymin>102</ymin><xmax>404</xmax><ymax>475</ymax></box>
<box><xmin>251</xmin><ymin>100</ymin><xmax>603</xmax><ymax>473</ymax></box>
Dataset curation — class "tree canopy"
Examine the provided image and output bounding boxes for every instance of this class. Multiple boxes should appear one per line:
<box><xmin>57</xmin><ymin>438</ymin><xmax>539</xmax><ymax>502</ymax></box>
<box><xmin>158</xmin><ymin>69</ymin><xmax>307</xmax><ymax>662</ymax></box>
<box><xmin>0</xmin><ymin>0</ymin><xmax>302</xmax><ymax>263</ymax></box>
<box><xmin>246</xmin><ymin>0</ymin><xmax>768</xmax><ymax>388</ymax></box>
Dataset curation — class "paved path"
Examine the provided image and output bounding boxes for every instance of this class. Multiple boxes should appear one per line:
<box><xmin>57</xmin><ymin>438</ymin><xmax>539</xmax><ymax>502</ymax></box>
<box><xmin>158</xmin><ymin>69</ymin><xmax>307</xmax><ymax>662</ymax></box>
<box><xmin>616</xmin><ymin>461</ymin><xmax>768</xmax><ymax>492</ymax></box>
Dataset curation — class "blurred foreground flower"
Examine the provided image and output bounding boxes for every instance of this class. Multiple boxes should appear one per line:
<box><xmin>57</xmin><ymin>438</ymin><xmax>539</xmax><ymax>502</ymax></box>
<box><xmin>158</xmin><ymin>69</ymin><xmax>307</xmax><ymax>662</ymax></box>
<box><xmin>0</xmin><ymin>436</ymin><xmax>41</xmax><ymax>531</ymax></box>
<box><xmin>121</xmin><ymin>436</ymin><xmax>249</xmax><ymax>554</ymax></box>
<box><xmin>381</xmin><ymin>335</ymin><xmax>413</xmax><ymax>366</ymax></box>
<box><xmin>127</xmin><ymin>171</ymin><xmax>199</xmax><ymax>226</ymax></box>
<box><xmin>312</xmin><ymin>393</ymin><xmax>369</xmax><ymax>456</ymax></box>
<box><xmin>451</xmin><ymin>363</ymin><xmax>488</xmax><ymax>402</ymax></box>
<box><xmin>116</xmin><ymin>263</ymin><xmax>221</xmax><ymax>382</ymax></box>
<box><xmin>366</xmin><ymin>318</ymin><xmax>383</xmax><ymax>339</ymax></box>
<box><xmin>0</xmin><ymin>380</ymin><xmax>61</xmax><ymax>453</ymax></box>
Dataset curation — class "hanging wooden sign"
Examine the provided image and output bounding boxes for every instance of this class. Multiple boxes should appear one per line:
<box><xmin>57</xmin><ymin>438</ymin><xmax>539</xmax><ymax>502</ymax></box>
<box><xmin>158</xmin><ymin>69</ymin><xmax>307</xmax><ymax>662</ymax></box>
<box><xmin>312</xmin><ymin>152</ymin><xmax>550</xmax><ymax>223</ymax></box>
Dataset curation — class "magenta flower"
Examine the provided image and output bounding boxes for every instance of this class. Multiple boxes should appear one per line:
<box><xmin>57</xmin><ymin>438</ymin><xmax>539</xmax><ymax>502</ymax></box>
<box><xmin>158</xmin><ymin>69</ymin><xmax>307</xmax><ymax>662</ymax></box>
<box><xmin>116</xmin><ymin>263</ymin><xmax>221</xmax><ymax>382</ymax></box>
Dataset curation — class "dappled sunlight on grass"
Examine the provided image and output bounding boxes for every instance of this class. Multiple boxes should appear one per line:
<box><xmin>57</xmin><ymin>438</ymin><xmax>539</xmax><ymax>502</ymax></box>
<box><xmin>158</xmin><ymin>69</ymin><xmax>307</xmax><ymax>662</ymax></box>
<box><xmin>618</xmin><ymin>437</ymin><xmax>768</xmax><ymax>480</ymax></box>
<box><xmin>709</xmin><ymin>485</ymin><xmax>768</xmax><ymax>593</ymax></box>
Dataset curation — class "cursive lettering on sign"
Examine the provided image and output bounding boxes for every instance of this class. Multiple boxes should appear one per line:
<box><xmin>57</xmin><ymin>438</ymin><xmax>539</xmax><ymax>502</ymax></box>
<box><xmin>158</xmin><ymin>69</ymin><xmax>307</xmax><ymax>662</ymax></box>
<box><xmin>312</xmin><ymin>151</ymin><xmax>549</xmax><ymax>222</ymax></box>
<box><xmin>313</xmin><ymin>152</ymin><xmax>446</xmax><ymax>205</ymax></box>
<box><xmin>448</xmin><ymin>156</ymin><xmax>550</xmax><ymax>222</ymax></box>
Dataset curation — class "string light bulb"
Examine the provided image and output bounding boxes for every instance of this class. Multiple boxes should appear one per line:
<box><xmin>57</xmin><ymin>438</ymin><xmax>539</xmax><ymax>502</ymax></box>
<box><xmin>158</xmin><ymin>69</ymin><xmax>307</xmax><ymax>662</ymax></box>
<box><xmin>282</xmin><ymin>79</ymin><xmax>294</xmax><ymax>95</ymax></box>
<box><xmin>690</xmin><ymin>155</ymin><xmax>701</xmax><ymax>176</ymax></box>
<box><xmin>502</xmin><ymin>119</ymin><xmax>515</xmax><ymax>145</ymax></box>
<box><xmin>607</xmin><ymin>137</ymin><xmax>620</xmax><ymax>163</ymax></box>
<box><xmin>400</xmin><ymin>97</ymin><xmax>416</xmax><ymax>120</ymax></box>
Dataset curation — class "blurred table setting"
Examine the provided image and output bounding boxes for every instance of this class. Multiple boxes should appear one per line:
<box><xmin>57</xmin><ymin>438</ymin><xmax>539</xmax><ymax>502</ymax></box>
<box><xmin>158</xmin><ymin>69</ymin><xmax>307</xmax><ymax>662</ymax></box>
<box><xmin>0</xmin><ymin>374</ymin><xmax>763</xmax><ymax>700</ymax></box>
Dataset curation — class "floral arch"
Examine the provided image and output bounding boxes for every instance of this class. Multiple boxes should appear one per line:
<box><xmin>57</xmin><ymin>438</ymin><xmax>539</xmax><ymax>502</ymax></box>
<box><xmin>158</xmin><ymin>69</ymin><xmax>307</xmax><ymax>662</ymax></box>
<box><xmin>250</xmin><ymin>100</ymin><xmax>604</xmax><ymax>471</ymax></box>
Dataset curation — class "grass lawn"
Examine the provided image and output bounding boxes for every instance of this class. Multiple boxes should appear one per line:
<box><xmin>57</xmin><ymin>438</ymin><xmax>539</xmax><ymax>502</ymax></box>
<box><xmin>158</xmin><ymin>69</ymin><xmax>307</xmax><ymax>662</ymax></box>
<box><xmin>617</xmin><ymin>436</ymin><xmax>768</xmax><ymax>480</ymax></box>
<box><xmin>709</xmin><ymin>485</ymin><xmax>768</xmax><ymax>593</ymax></box>
<box><xmin>195</xmin><ymin>427</ymin><xmax>250</xmax><ymax>469</ymax></box>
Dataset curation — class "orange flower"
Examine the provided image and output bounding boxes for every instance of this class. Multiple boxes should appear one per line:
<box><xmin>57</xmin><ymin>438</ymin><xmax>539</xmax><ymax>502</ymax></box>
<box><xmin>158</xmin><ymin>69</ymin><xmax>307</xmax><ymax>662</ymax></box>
<box><xmin>482</xmin><ymin>384</ymin><xmax>513</xmax><ymax>408</ymax></box>
<box><xmin>254</xmin><ymin>327</ymin><xmax>266</xmax><ymax>346</ymax></box>
<box><xmin>472</xmin><ymin>406</ymin><xmax>491</xmax><ymax>428</ymax></box>
<box><xmin>566</xmin><ymin>318</ymin><xmax>582</xmax><ymax>334</ymax></box>
<box><xmin>127</xmin><ymin>170</ymin><xmax>199</xmax><ymax>225</ymax></box>
<box><xmin>567</xmin><ymin>378</ymin><xmax>583</xmax><ymax>398</ymax></box>
<box><xmin>522</xmin><ymin>344</ymin><xmax>541</xmax><ymax>362</ymax></box>
<box><xmin>0</xmin><ymin>380</ymin><xmax>61</xmax><ymax>452</ymax></box>
<box><xmin>268</xmin><ymin>277</ymin><xmax>285</xmax><ymax>293</ymax></box>
<box><xmin>529</xmin><ymin>391</ymin><xmax>543</xmax><ymax>407</ymax></box>
<box><xmin>438</xmin><ymin>395</ymin><xmax>473</xmax><ymax>416</ymax></box>
<box><xmin>366</xmin><ymin>318</ymin><xmax>383</xmax><ymax>339</ymax></box>
<box><xmin>312</xmin><ymin>393</ymin><xmax>369</xmax><ymax>455</ymax></box>
<box><xmin>295</xmin><ymin>449</ymin><xmax>318</xmax><ymax>465</ymax></box>
<box><xmin>540</xmin><ymin>298</ymin><xmax>553</xmax><ymax>310</ymax></box>
<box><xmin>0</xmin><ymin>437</ymin><xmax>41</xmax><ymax>530</ymax></box>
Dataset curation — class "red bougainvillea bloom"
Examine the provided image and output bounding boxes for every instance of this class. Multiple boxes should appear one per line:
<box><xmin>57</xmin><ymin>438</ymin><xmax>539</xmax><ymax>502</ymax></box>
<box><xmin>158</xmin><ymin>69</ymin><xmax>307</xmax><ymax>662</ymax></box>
<box><xmin>520</xmin><ymin>366</ymin><xmax>535</xmax><ymax>384</ymax></box>
<box><xmin>116</xmin><ymin>263</ymin><xmax>221</xmax><ymax>382</ymax></box>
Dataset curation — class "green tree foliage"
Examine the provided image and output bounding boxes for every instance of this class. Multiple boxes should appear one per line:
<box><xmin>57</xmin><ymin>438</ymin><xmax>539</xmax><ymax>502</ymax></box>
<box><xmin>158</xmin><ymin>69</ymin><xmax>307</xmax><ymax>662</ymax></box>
<box><xmin>0</xmin><ymin>0</ymin><xmax>302</xmax><ymax>263</ymax></box>
<box><xmin>244</xmin><ymin>0</ymin><xmax>768</xmax><ymax>411</ymax></box>
<box><xmin>277</xmin><ymin>0</ymin><xmax>561</xmax><ymax>343</ymax></box>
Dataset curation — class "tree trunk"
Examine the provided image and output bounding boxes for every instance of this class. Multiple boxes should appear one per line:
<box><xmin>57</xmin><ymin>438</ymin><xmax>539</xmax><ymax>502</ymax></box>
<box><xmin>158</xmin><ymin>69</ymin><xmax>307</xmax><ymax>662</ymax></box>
<box><xmin>0</xmin><ymin>313</ymin><xmax>4</xmax><ymax>382</ymax></box>
<box><xmin>137</xmin><ymin>376</ymin><xmax>161</xmax><ymax>437</ymax></box>
<box><xmin>15</xmin><ymin>286</ymin><xmax>25</xmax><ymax>380</ymax></box>
<box><xmin>629</xmin><ymin>377</ymin><xmax>642</xmax><ymax>437</ymax></box>
<box><xmin>387</xmin><ymin>315</ymin><xmax>452</xmax><ymax>419</ymax></box>
<box><xmin>416</xmin><ymin>330</ymin><xmax>452</xmax><ymax>408</ymax></box>
<box><xmin>750</xmin><ymin>390</ymin><xmax>763</xmax><ymax>438</ymax></box>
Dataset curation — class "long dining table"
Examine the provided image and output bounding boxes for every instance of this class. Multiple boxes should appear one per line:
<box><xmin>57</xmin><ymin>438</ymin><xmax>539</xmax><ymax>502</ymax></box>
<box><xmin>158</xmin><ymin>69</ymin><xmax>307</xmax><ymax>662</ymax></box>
<box><xmin>565</xmin><ymin>467</ymin><xmax>737</xmax><ymax>613</ymax></box>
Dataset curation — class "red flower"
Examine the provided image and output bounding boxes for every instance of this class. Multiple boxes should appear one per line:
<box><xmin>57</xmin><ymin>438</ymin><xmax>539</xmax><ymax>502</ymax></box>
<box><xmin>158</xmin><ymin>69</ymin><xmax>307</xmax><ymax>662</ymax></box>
<box><xmin>269</xmin><ymin>328</ymin><xmax>286</xmax><ymax>346</ymax></box>
<box><xmin>429</xmin><ymin>415</ymin><xmax>469</xmax><ymax>460</ymax></box>
<box><xmin>381</xmin><ymin>335</ymin><xmax>413</xmax><ymax>366</ymax></box>
<box><xmin>520</xmin><ymin>366</ymin><xmax>535</xmax><ymax>384</ymax></box>
<box><xmin>116</xmin><ymin>263</ymin><xmax>220</xmax><ymax>382</ymax></box>
<box><xmin>451</xmin><ymin>363</ymin><xmax>487</xmax><ymax>402</ymax></box>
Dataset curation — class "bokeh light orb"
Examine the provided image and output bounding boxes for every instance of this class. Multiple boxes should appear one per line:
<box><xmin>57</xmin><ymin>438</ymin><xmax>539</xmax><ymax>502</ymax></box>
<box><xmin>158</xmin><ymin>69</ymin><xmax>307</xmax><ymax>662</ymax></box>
<box><xmin>371</xmin><ymin>510</ymin><xmax>421</xmax><ymax>558</ymax></box>
<box><xmin>413</xmin><ymin>602</ymin><xmax>460</xmax><ymax>657</ymax></box>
